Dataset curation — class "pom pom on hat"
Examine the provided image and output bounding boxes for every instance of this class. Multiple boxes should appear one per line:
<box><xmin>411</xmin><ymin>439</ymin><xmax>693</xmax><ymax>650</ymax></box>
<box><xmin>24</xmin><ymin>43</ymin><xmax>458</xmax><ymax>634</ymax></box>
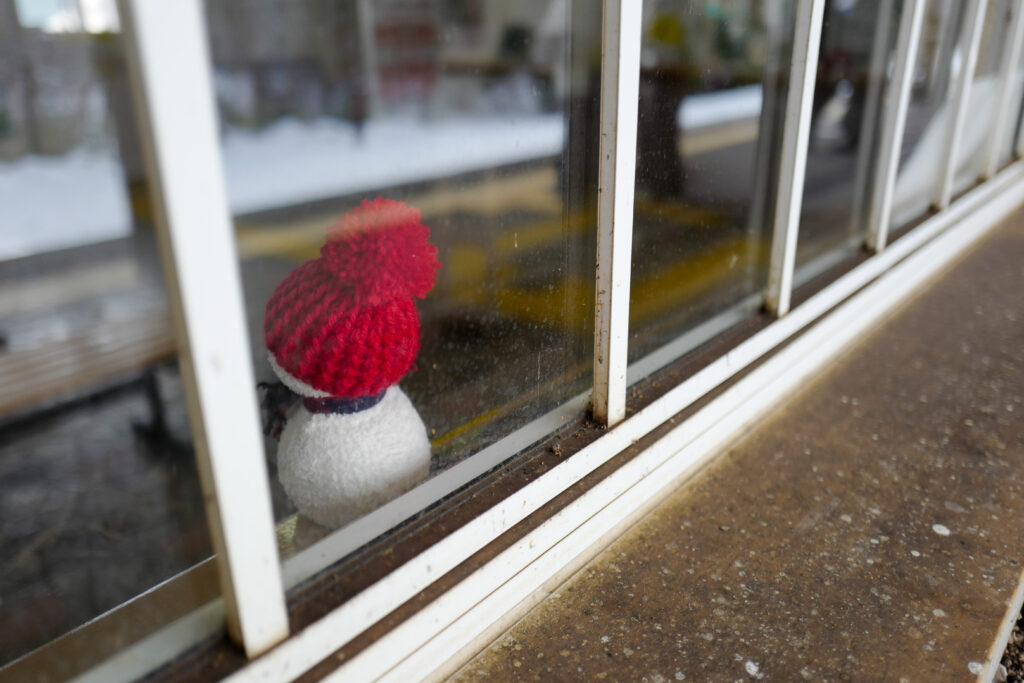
<box><xmin>264</xmin><ymin>198</ymin><xmax>440</xmax><ymax>398</ymax></box>
<box><xmin>322</xmin><ymin>198</ymin><xmax>438</xmax><ymax>306</ymax></box>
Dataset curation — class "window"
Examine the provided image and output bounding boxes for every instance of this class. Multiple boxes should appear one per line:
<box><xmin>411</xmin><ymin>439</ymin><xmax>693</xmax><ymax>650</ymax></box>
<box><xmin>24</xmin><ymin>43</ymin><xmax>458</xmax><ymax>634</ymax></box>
<box><xmin>794</xmin><ymin>0</ymin><xmax>900</xmax><ymax>282</ymax></box>
<box><xmin>208</xmin><ymin>0</ymin><xmax>599</xmax><ymax>561</ymax></box>
<box><xmin>629</xmin><ymin>1</ymin><xmax>791</xmax><ymax>366</ymax></box>
<box><xmin>3</xmin><ymin>0</ymin><xmax>1024</xmax><ymax>680</ymax></box>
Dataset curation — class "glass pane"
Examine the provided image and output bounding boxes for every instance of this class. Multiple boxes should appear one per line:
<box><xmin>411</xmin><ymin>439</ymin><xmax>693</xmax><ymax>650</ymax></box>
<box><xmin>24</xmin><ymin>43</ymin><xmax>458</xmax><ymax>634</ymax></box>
<box><xmin>206</xmin><ymin>1</ymin><xmax>597</xmax><ymax>557</ymax></box>
<box><xmin>953</xmin><ymin>0</ymin><xmax>1013</xmax><ymax>192</ymax></box>
<box><xmin>0</xmin><ymin>0</ymin><xmax>212</xmax><ymax>672</ymax></box>
<box><xmin>794</xmin><ymin>0</ymin><xmax>901</xmax><ymax>284</ymax></box>
<box><xmin>889</xmin><ymin>0</ymin><xmax>966</xmax><ymax>229</ymax></box>
<box><xmin>628</xmin><ymin>1</ymin><xmax>794</xmax><ymax>365</ymax></box>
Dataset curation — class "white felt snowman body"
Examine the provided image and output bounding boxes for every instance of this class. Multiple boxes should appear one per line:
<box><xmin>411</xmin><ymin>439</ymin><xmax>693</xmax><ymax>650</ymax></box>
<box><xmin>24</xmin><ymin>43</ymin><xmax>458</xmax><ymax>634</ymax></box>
<box><xmin>272</xmin><ymin>362</ymin><xmax>430</xmax><ymax>528</ymax></box>
<box><xmin>276</xmin><ymin>393</ymin><xmax>430</xmax><ymax>529</ymax></box>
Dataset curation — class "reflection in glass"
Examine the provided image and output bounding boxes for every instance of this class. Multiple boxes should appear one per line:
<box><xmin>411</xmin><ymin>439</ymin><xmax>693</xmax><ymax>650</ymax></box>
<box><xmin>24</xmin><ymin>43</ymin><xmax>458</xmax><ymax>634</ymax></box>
<box><xmin>207</xmin><ymin>1</ymin><xmax>598</xmax><ymax>549</ymax></box>
<box><xmin>628</xmin><ymin>1</ymin><xmax>793</xmax><ymax>365</ymax></box>
<box><xmin>794</xmin><ymin>0</ymin><xmax>900</xmax><ymax>283</ymax></box>
<box><xmin>0</xmin><ymin>0</ymin><xmax>210</xmax><ymax>670</ymax></box>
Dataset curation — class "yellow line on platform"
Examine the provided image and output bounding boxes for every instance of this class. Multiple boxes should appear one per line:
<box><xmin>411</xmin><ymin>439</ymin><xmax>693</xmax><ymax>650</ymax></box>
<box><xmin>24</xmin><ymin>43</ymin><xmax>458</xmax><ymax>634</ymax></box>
<box><xmin>472</xmin><ymin>232</ymin><xmax>763</xmax><ymax>334</ymax></box>
<box><xmin>430</xmin><ymin>406</ymin><xmax>501</xmax><ymax>449</ymax></box>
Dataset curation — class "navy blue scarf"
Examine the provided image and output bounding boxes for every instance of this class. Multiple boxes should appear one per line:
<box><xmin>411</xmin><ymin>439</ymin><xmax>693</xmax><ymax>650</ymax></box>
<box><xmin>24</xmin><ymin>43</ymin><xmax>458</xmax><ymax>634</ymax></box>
<box><xmin>258</xmin><ymin>382</ymin><xmax>386</xmax><ymax>438</ymax></box>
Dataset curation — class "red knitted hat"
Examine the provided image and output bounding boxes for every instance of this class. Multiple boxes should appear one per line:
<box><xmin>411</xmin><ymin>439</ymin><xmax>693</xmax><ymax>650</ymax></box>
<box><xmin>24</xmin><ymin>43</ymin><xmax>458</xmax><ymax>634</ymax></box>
<box><xmin>264</xmin><ymin>198</ymin><xmax>440</xmax><ymax>398</ymax></box>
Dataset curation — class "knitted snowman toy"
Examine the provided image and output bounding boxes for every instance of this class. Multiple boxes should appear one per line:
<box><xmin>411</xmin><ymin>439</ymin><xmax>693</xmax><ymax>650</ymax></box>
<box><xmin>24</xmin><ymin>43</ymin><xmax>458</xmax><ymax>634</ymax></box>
<box><xmin>262</xmin><ymin>198</ymin><xmax>440</xmax><ymax>529</ymax></box>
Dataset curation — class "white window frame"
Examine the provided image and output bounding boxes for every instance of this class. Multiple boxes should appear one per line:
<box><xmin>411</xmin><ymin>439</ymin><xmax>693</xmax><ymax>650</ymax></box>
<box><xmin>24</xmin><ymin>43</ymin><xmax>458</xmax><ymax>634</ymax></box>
<box><xmin>116</xmin><ymin>0</ymin><xmax>288</xmax><ymax>658</ymax></box>
<box><xmin>593</xmin><ymin>0</ymin><xmax>641</xmax><ymax>427</ymax></box>
<box><xmin>934</xmin><ymin>0</ymin><xmax>987</xmax><ymax>210</ymax></box>
<box><xmin>764</xmin><ymin>0</ymin><xmax>825</xmax><ymax>317</ymax></box>
<box><xmin>983</xmin><ymin>0</ymin><xmax>1024</xmax><ymax>180</ymax></box>
<box><xmin>18</xmin><ymin>0</ymin><xmax>1023</xmax><ymax>679</ymax></box>
<box><xmin>865</xmin><ymin>0</ymin><xmax>926</xmax><ymax>253</ymax></box>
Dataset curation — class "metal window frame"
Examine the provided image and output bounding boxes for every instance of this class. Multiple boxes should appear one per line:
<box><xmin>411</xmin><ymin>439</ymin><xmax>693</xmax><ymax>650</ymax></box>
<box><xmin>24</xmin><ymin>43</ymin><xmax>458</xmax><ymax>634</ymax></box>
<box><xmin>934</xmin><ymin>0</ymin><xmax>988</xmax><ymax>210</ymax></box>
<box><xmin>850</xmin><ymin>0</ymin><xmax>895</xmax><ymax>236</ymax></box>
<box><xmin>116</xmin><ymin>0</ymin><xmax>288</xmax><ymax>658</ymax></box>
<box><xmin>47</xmin><ymin>1</ymin><xmax>1024</xmax><ymax>680</ymax></box>
<box><xmin>1018</xmin><ymin>85</ymin><xmax>1024</xmax><ymax>158</ymax></box>
<box><xmin>765</xmin><ymin>0</ymin><xmax>826</xmax><ymax>318</ymax></box>
<box><xmin>983</xmin><ymin>0</ymin><xmax>1024</xmax><ymax>179</ymax></box>
<box><xmin>866</xmin><ymin>0</ymin><xmax>927</xmax><ymax>252</ymax></box>
<box><xmin>592</xmin><ymin>0</ymin><xmax>642</xmax><ymax>427</ymax></box>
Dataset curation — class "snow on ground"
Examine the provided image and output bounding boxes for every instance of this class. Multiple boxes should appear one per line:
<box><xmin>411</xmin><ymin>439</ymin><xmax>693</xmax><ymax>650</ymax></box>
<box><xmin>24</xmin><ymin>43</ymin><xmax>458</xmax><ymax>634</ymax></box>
<box><xmin>5</xmin><ymin>73</ymin><xmax>1010</xmax><ymax>260</ymax></box>
<box><xmin>890</xmin><ymin>73</ymin><xmax>1013</xmax><ymax>227</ymax></box>
<box><xmin>0</xmin><ymin>113</ymin><xmax>566</xmax><ymax>260</ymax></box>
<box><xmin>677</xmin><ymin>84</ymin><xmax>762</xmax><ymax>130</ymax></box>
<box><xmin>1</xmin><ymin>86</ymin><xmax>765</xmax><ymax>260</ymax></box>
<box><xmin>222</xmin><ymin>114</ymin><xmax>565</xmax><ymax>214</ymax></box>
<box><xmin>0</xmin><ymin>148</ymin><xmax>132</xmax><ymax>261</ymax></box>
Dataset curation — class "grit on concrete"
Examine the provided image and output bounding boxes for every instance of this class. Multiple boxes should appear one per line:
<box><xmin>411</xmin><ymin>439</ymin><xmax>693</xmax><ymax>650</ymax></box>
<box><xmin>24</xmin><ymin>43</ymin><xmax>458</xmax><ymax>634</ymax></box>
<box><xmin>451</xmin><ymin>212</ymin><xmax>1024</xmax><ymax>681</ymax></box>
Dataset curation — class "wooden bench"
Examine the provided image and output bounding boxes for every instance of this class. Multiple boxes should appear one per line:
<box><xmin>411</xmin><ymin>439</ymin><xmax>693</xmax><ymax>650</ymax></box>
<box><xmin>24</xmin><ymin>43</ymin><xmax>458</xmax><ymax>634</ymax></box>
<box><xmin>0</xmin><ymin>311</ymin><xmax>177</xmax><ymax>419</ymax></box>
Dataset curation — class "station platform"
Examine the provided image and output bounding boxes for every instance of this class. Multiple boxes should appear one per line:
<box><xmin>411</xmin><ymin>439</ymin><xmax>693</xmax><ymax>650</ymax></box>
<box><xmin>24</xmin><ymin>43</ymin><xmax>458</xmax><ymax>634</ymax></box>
<box><xmin>449</xmin><ymin>209</ymin><xmax>1024</xmax><ymax>680</ymax></box>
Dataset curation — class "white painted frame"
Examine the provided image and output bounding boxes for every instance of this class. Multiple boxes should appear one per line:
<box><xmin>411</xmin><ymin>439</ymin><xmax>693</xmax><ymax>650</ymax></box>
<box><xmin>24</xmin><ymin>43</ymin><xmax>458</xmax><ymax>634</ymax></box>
<box><xmin>866</xmin><ymin>0</ymin><xmax>927</xmax><ymax>252</ymax></box>
<box><xmin>850</xmin><ymin>0</ymin><xmax>894</xmax><ymax>235</ymax></box>
<box><xmin>764</xmin><ymin>0</ymin><xmax>826</xmax><ymax>317</ymax></box>
<box><xmin>593</xmin><ymin>0</ymin><xmax>641</xmax><ymax>427</ymax></box>
<box><xmin>934</xmin><ymin>0</ymin><xmax>987</xmax><ymax>210</ymax></box>
<box><xmin>983</xmin><ymin>0</ymin><xmax>1024</xmax><ymax>179</ymax></box>
<box><xmin>1018</xmin><ymin>86</ymin><xmax>1024</xmax><ymax>158</ymax></box>
<box><xmin>54</xmin><ymin>2</ymin><xmax>1024</xmax><ymax>681</ymax></box>
<box><xmin>116</xmin><ymin>0</ymin><xmax>288</xmax><ymax>658</ymax></box>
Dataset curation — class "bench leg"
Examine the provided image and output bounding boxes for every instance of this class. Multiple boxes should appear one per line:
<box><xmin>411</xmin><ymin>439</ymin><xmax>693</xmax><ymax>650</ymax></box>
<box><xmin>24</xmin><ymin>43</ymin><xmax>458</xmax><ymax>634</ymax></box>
<box><xmin>134</xmin><ymin>368</ymin><xmax>191</xmax><ymax>455</ymax></box>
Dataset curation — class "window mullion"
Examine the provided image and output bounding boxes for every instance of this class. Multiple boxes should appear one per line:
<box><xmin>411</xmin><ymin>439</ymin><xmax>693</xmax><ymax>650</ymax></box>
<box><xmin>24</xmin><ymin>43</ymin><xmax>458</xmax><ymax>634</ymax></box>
<box><xmin>849</xmin><ymin>0</ymin><xmax>895</xmax><ymax>236</ymax></box>
<box><xmin>117</xmin><ymin>0</ymin><xmax>288</xmax><ymax>657</ymax></box>
<box><xmin>1018</xmin><ymin>108</ymin><xmax>1024</xmax><ymax>159</ymax></box>
<box><xmin>865</xmin><ymin>0</ymin><xmax>926</xmax><ymax>253</ymax></box>
<box><xmin>593</xmin><ymin>0</ymin><xmax>642</xmax><ymax>427</ymax></box>
<box><xmin>934</xmin><ymin>0</ymin><xmax>987</xmax><ymax>209</ymax></box>
<box><xmin>983</xmin><ymin>0</ymin><xmax>1024</xmax><ymax>179</ymax></box>
<box><xmin>764</xmin><ymin>0</ymin><xmax>826</xmax><ymax>318</ymax></box>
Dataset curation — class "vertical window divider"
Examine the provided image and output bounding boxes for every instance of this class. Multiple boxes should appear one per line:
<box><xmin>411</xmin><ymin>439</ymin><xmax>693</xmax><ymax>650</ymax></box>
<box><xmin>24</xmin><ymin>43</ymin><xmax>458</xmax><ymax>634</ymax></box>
<box><xmin>593</xmin><ymin>0</ymin><xmax>642</xmax><ymax>427</ymax></box>
<box><xmin>982</xmin><ymin>0</ymin><xmax>1024</xmax><ymax>180</ymax></box>
<box><xmin>865</xmin><ymin>0</ymin><xmax>927</xmax><ymax>253</ymax></box>
<box><xmin>1018</xmin><ymin>104</ymin><xmax>1024</xmax><ymax>159</ymax></box>
<box><xmin>117</xmin><ymin>0</ymin><xmax>289</xmax><ymax>657</ymax></box>
<box><xmin>850</xmin><ymin>0</ymin><xmax>895</xmax><ymax>233</ymax></box>
<box><xmin>764</xmin><ymin>0</ymin><xmax>826</xmax><ymax>318</ymax></box>
<box><xmin>934</xmin><ymin>0</ymin><xmax>987</xmax><ymax>210</ymax></box>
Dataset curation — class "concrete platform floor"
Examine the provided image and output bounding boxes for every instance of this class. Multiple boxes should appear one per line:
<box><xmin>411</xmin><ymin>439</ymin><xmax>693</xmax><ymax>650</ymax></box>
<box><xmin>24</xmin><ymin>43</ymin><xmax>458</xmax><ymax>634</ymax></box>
<box><xmin>451</xmin><ymin>211</ymin><xmax>1024</xmax><ymax>681</ymax></box>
